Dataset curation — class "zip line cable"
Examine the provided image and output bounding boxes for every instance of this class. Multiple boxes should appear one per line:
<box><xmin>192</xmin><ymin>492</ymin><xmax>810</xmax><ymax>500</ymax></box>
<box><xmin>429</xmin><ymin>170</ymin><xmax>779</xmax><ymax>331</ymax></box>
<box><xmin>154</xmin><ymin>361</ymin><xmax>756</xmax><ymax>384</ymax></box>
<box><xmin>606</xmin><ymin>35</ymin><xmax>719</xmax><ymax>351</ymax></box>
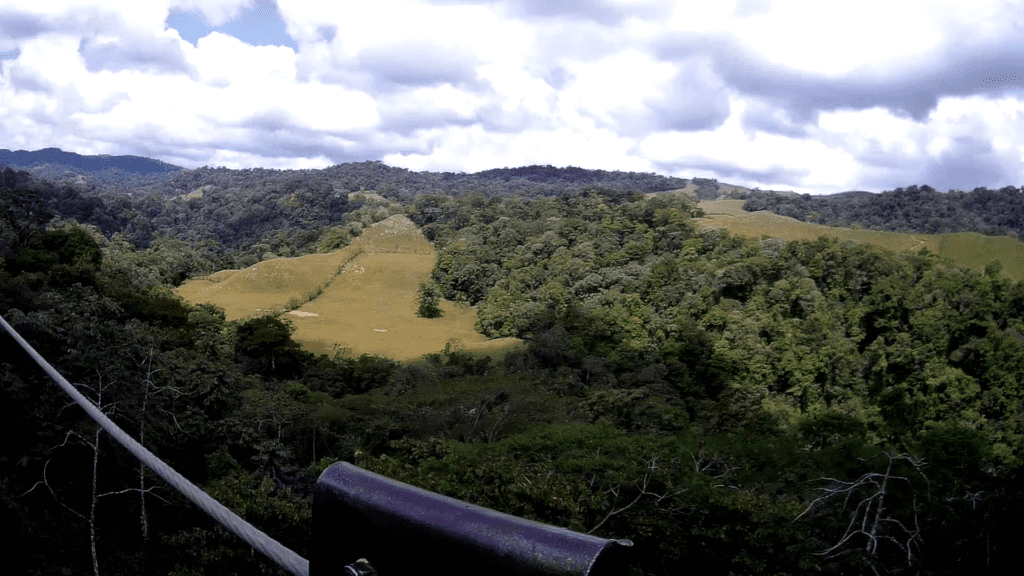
<box><xmin>0</xmin><ymin>314</ymin><xmax>310</xmax><ymax>576</ymax></box>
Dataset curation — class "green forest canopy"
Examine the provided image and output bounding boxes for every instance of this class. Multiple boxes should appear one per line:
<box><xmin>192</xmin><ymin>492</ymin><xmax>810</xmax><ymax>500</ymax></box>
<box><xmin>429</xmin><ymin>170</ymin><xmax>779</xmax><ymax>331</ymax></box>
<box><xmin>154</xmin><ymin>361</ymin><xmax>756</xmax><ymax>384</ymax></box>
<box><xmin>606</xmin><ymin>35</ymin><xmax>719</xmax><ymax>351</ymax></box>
<box><xmin>2</xmin><ymin>165</ymin><xmax>1024</xmax><ymax>575</ymax></box>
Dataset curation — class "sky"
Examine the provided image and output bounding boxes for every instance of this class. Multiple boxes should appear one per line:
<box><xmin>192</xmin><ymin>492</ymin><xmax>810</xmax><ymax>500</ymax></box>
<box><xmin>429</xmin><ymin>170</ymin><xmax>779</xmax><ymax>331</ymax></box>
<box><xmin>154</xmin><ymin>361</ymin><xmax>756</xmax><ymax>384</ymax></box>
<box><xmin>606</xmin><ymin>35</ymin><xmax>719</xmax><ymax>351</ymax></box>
<box><xmin>1</xmin><ymin>0</ymin><xmax>1024</xmax><ymax>194</ymax></box>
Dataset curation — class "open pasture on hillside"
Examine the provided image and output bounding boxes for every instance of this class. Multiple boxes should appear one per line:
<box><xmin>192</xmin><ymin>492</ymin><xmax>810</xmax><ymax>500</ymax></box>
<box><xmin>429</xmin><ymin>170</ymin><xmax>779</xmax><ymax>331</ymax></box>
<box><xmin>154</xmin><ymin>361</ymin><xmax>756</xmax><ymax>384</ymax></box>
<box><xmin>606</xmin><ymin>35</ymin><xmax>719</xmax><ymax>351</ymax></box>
<box><xmin>697</xmin><ymin>200</ymin><xmax>1024</xmax><ymax>281</ymax></box>
<box><xmin>287</xmin><ymin>251</ymin><xmax>511</xmax><ymax>361</ymax></box>
<box><xmin>174</xmin><ymin>247</ymin><xmax>360</xmax><ymax>320</ymax></box>
<box><xmin>938</xmin><ymin>232</ymin><xmax>1024</xmax><ymax>281</ymax></box>
<box><xmin>176</xmin><ymin>214</ymin><xmax>521</xmax><ymax>362</ymax></box>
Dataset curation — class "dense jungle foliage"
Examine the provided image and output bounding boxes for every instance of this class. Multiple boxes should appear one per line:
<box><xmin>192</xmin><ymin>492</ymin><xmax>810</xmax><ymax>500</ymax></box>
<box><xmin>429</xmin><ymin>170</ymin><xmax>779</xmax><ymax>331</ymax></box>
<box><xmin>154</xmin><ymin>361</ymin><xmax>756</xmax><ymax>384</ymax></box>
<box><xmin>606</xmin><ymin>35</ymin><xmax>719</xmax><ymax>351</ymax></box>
<box><xmin>2</xmin><ymin>164</ymin><xmax>1024</xmax><ymax>576</ymax></box>
<box><xmin>0</xmin><ymin>162</ymin><xmax>688</xmax><ymax>267</ymax></box>
<box><xmin>743</xmin><ymin>184</ymin><xmax>1024</xmax><ymax>239</ymax></box>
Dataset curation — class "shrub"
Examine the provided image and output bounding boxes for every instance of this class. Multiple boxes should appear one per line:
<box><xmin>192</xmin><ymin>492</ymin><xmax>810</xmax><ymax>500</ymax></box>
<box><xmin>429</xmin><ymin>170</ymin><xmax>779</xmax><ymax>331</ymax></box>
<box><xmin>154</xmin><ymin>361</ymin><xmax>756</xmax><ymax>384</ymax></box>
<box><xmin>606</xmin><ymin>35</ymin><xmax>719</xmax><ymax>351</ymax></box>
<box><xmin>416</xmin><ymin>280</ymin><xmax>443</xmax><ymax>318</ymax></box>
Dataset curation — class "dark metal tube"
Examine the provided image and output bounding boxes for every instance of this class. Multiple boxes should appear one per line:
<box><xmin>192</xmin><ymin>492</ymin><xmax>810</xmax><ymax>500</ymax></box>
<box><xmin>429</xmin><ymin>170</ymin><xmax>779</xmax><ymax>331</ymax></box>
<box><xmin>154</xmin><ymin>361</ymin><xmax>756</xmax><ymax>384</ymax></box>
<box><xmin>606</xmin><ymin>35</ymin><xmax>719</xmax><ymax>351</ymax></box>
<box><xmin>312</xmin><ymin>462</ymin><xmax>632</xmax><ymax>576</ymax></box>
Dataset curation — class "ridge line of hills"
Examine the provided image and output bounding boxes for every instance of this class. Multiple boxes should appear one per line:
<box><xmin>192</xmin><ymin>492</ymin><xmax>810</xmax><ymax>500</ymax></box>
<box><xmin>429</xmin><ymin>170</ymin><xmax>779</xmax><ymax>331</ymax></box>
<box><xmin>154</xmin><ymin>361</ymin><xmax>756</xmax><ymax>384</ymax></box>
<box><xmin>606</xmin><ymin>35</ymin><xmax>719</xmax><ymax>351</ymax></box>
<box><xmin>0</xmin><ymin>147</ymin><xmax>184</xmax><ymax>174</ymax></box>
<box><xmin>0</xmin><ymin>146</ymin><xmax>927</xmax><ymax>200</ymax></box>
<box><xmin>3</xmin><ymin>147</ymin><xmax>1023</xmax><ymax>278</ymax></box>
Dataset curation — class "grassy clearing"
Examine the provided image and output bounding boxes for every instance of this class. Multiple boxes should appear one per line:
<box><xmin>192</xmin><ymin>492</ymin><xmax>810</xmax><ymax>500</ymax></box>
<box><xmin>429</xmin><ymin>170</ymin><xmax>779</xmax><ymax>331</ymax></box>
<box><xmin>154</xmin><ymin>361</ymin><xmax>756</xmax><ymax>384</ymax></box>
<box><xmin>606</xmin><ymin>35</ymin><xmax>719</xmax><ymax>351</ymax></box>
<box><xmin>696</xmin><ymin>200</ymin><xmax>1024</xmax><ymax>281</ymax></box>
<box><xmin>176</xmin><ymin>214</ymin><xmax>522</xmax><ymax>362</ymax></box>
<box><xmin>287</xmin><ymin>251</ymin><xmax>501</xmax><ymax>361</ymax></box>
<box><xmin>175</xmin><ymin>246</ymin><xmax>361</xmax><ymax>320</ymax></box>
<box><xmin>938</xmin><ymin>232</ymin><xmax>1024</xmax><ymax>281</ymax></box>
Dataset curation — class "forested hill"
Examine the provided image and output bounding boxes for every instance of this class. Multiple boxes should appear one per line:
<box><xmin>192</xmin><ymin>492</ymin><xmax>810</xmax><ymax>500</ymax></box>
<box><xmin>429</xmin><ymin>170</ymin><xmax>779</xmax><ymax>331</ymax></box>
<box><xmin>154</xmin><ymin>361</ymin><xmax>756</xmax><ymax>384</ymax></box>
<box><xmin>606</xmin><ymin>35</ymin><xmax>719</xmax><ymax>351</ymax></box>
<box><xmin>0</xmin><ymin>160</ymin><xmax>693</xmax><ymax>283</ymax></box>
<box><xmin>1</xmin><ymin>147</ymin><xmax>184</xmax><ymax>189</ymax></box>
<box><xmin>471</xmin><ymin>164</ymin><xmax>689</xmax><ymax>189</ymax></box>
<box><xmin>0</xmin><ymin>148</ymin><xmax>691</xmax><ymax>199</ymax></box>
<box><xmin>144</xmin><ymin>161</ymin><xmax>691</xmax><ymax>201</ymax></box>
<box><xmin>743</xmin><ymin>184</ymin><xmax>1024</xmax><ymax>239</ymax></box>
<box><xmin>0</xmin><ymin>155</ymin><xmax>694</xmax><ymax>272</ymax></box>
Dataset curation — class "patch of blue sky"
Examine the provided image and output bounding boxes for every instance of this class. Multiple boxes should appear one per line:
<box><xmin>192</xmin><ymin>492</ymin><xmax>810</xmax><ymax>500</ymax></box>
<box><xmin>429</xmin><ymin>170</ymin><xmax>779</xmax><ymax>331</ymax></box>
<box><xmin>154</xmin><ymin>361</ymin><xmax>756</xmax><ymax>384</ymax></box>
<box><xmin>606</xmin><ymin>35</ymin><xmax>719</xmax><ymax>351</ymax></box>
<box><xmin>166</xmin><ymin>0</ymin><xmax>298</xmax><ymax>51</ymax></box>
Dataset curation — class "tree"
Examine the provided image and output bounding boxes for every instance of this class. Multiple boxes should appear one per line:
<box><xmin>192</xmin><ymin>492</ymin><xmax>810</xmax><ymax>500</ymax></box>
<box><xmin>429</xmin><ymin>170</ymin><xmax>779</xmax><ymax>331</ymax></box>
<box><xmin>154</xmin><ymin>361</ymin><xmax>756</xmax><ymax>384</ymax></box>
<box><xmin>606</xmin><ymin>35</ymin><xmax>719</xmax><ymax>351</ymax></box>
<box><xmin>18</xmin><ymin>342</ymin><xmax>167</xmax><ymax>576</ymax></box>
<box><xmin>135</xmin><ymin>348</ymin><xmax>186</xmax><ymax>543</ymax></box>
<box><xmin>795</xmin><ymin>449</ymin><xmax>929</xmax><ymax>573</ymax></box>
<box><xmin>416</xmin><ymin>281</ymin><xmax>443</xmax><ymax>318</ymax></box>
<box><xmin>6</xmin><ymin>224</ymin><xmax>104</xmax><ymax>288</ymax></box>
<box><xmin>235</xmin><ymin>315</ymin><xmax>302</xmax><ymax>376</ymax></box>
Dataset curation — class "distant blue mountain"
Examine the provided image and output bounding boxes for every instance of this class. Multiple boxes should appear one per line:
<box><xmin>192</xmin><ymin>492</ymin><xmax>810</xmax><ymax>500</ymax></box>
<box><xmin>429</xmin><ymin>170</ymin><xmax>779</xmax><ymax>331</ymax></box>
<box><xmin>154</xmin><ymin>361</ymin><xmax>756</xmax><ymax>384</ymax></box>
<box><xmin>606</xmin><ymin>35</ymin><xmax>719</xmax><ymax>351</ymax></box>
<box><xmin>0</xmin><ymin>147</ymin><xmax>183</xmax><ymax>175</ymax></box>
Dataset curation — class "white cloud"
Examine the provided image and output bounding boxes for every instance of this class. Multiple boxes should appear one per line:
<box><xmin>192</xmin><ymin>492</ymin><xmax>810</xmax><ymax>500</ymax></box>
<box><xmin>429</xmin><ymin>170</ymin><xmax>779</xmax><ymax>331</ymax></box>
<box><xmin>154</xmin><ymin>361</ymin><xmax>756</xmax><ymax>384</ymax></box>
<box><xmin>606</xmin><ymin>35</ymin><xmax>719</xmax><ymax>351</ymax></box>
<box><xmin>384</xmin><ymin>123</ymin><xmax>651</xmax><ymax>174</ymax></box>
<box><xmin>560</xmin><ymin>49</ymin><xmax>674</xmax><ymax>127</ymax></box>
<box><xmin>809</xmin><ymin>95</ymin><xmax>1024</xmax><ymax>189</ymax></box>
<box><xmin>731</xmin><ymin>1</ymin><xmax>946</xmax><ymax>76</ymax></box>
<box><xmin>192</xmin><ymin>31</ymin><xmax>295</xmax><ymax>86</ymax></box>
<box><xmin>928</xmin><ymin>95</ymin><xmax>1024</xmax><ymax>153</ymax></box>
<box><xmin>203</xmin><ymin>146</ymin><xmax>332</xmax><ymax>169</ymax></box>
<box><xmin>356</xmin><ymin>39</ymin><xmax>480</xmax><ymax>88</ymax></box>
<box><xmin>817</xmin><ymin>107</ymin><xmax>923</xmax><ymax>161</ymax></box>
<box><xmin>1</xmin><ymin>0</ymin><xmax>1024</xmax><ymax>192</ymax></box>
<box><xmin>640</xmin><ymin>97</ymin><xmax>859</xmax><ymax>193</ymax></box>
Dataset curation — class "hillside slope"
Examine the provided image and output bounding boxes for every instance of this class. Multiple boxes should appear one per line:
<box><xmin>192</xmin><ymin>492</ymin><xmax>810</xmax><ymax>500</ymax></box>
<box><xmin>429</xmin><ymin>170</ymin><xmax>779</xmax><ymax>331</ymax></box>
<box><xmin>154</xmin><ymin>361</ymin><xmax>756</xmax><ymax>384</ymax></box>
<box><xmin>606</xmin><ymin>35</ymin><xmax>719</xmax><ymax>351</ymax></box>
<box><xmin>696</xmin><ymin>200</ymin><xmax>1024</xmax><ymax>281</ymax></box>
<box><xmin>176</xmin><ymin>214</ymin><xmax>520</xmax><ymax>361</ymax></box>
<box><xmin>174</xmin><ymin>243</ymin><xmax>361</xmax><ymax>320</ymax></box>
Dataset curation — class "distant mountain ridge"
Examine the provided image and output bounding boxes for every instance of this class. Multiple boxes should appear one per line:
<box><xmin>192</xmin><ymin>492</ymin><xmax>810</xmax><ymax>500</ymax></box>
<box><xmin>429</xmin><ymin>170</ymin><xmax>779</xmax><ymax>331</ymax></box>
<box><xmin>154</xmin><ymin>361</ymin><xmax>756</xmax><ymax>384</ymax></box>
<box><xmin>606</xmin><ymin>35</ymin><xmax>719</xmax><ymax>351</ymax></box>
<box><xmin>0</xmin><ymin>147</ymin><xmax>184</xmax><ymax>175</ymax></box>
<box><xmin>3</xmin><ymin>148</ymin><xmax>697</xmax><ymax>195</ymax></box>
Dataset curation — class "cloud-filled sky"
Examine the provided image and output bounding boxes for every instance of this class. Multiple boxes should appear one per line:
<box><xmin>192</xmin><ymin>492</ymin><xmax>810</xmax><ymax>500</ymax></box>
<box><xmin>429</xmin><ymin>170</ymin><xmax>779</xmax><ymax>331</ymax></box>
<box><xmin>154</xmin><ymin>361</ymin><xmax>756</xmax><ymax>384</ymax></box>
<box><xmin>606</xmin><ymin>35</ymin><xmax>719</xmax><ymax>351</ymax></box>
<box><xmin>2</xmin><ymin>0</ymin><xmax>1024</xmax><ymax>194</ymax></box>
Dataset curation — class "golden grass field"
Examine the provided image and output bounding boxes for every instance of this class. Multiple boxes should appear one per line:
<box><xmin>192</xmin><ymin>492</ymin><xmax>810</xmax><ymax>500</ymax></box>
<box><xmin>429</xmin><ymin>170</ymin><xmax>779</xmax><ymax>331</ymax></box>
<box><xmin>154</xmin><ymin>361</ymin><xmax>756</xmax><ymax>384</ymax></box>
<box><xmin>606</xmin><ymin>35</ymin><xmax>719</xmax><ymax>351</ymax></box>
<box><xmin>696</xmin><ymin>199</ymin><xmax>1024</xmax><ymax>282</ymax></box>
<box><xmin>174</xmin><ymin>246</ymin><xmax>361</xmax><ymax>320</ymax></box>
<box><xmin>175</xmin><ymin>214</ymin><xmax>522</xmax><ymax>362</ymax></box>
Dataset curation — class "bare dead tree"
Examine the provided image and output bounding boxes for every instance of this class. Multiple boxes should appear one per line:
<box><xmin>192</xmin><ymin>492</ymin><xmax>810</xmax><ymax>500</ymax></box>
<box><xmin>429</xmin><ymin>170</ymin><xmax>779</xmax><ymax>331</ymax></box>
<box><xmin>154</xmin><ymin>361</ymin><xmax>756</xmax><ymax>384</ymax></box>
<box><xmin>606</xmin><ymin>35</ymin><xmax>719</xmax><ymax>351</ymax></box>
<box><xmin>21</xmin><ymin>374</ymin><xmax>166</xmax><ymax>576</ymax></box>
<box><xmin>587</xmin><ymin>455</ymin><xmax>685</xmax><ymax>535</ymax></box>
<box><xmin>137</xmin><ymin>349</ymin><xmax>183</xmax><ymax>542</ymax></box>
<box><xmin>691</xmin><ymin>439</ymin><xmax>742</xmax><ymax>490</ymax></box>
<box><xmin>794</xmin><ymin>449</ymin><xmax>929</xmax><ymax>571</ymax></box>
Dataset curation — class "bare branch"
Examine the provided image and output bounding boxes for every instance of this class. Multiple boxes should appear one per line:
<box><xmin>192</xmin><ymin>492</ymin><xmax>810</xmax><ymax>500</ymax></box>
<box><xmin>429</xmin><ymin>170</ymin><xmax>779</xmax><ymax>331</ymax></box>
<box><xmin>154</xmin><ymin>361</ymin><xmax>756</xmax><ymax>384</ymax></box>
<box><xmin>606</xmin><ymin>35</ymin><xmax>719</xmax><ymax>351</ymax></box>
<box><xmin>587</xmin><ymin>480</ymin><xmax>647</xmax><ymax>535</ymax></box>
<box><xmin>157</xmin><ymin>406</ymin><xmax>185</xmax><ymax>432</ymax></box>
<box><xmin>691</xmin><ymin>445</ymin><xmax>741</xmax><ymax>486</ymax></box>
<box><xmin>98</xmin><ymin>484</ymin><xmax>168</xmax><ymax>504</ymax></box>
<box><xmin>20</xmin><ymin>459</ymin><xmax>89</xmax><ymax>521</ymax></box>
<box><xmin>795</xmin><ymin>449</ymin><xmax>929</xmax><ymax>569</ymax></box>
<box><xmin>587</xmin><ymin>455</ymin><xmax>687</xmax><ymax>534</ymax></box>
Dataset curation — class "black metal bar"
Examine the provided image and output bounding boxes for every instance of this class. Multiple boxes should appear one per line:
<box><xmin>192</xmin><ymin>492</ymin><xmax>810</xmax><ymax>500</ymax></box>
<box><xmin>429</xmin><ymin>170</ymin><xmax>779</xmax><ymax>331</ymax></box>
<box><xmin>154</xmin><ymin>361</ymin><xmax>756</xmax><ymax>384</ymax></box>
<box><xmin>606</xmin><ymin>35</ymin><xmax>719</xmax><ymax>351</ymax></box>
<box><xmin>312</xmin><ymin>462</ymin><xmax>633</xmax><ymax>575</ymax></box>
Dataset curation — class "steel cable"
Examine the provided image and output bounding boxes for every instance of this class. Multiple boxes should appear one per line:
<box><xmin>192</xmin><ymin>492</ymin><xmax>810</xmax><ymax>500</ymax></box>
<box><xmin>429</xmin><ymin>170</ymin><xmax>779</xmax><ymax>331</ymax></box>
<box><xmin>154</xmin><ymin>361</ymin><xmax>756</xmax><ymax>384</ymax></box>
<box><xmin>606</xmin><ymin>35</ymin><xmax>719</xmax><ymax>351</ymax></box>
<box><xmin>1</xmin><ymin>314</ymin><xmax>310</xmax><ymax>576</ymax></box>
